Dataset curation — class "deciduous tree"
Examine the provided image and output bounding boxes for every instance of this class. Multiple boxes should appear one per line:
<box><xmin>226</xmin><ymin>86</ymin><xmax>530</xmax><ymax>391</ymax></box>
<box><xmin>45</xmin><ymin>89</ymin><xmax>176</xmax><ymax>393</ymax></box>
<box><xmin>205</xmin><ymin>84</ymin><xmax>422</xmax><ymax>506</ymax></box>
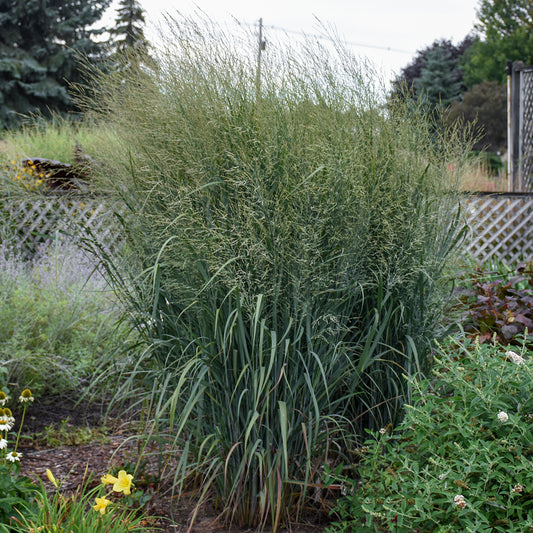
<box><xmin>445</xmin><ymin>80</ymin><xmax>507</xmax><ymax>153</ymax></box>
<box><xmin>462</xmin><ymin>0</ymin><xmax>533</xmax><ymax>86</ymax></box>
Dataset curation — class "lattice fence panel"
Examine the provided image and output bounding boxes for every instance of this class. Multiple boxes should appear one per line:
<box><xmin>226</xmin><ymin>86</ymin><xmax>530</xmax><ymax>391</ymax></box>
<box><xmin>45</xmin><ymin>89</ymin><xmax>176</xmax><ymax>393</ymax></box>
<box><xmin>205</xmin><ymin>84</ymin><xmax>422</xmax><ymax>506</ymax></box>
<box><xmin>520</xmin><ymin>71</ymin><xmax>533</xmax><ymax>192</ymax></box>
<box><xmin>463</xmin><ymin>194</ymin><xmax>533</xmax><ymax>264</ymax></box>
<box><xmin>1</xmin><ymin>195</ymin><xmax>122</xmax><ymax>258</ymax></box>
<box><xmin>3</xmin><ymin>194</ymin><xmax>533</xmax><ymax>265</ymax></box>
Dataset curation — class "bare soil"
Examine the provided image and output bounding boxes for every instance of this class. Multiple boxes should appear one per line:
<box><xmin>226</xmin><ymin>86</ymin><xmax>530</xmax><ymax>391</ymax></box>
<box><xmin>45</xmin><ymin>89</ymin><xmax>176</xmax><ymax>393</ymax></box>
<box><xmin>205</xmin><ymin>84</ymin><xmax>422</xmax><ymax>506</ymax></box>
<box><xmin>18</xmin><ymin>398</ymin><xmax>331</xmax><ymax>533</ymax></box>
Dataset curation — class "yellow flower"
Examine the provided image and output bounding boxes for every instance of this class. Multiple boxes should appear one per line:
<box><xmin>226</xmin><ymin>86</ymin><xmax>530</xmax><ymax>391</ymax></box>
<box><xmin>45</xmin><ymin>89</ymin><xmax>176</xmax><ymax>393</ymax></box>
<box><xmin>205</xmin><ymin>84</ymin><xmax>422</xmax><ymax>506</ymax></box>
<box><xmin>93</xmin><ymin>496</ymin><xmax>112</xmax><ymax>515</ymax></box>
<box><xmin>101</xmin><ymin>473</ymin><xmax>117</xmax><ymax>485</ymax></box>
<box><xmin>46</xmin><ymin>469</ymin><xmax>59</xmax><ymax>488</ymax></box>
<box><xmin>101</xmin><ymin>470</ymin><xmax>134</xmax><ymax>495</ymax></box>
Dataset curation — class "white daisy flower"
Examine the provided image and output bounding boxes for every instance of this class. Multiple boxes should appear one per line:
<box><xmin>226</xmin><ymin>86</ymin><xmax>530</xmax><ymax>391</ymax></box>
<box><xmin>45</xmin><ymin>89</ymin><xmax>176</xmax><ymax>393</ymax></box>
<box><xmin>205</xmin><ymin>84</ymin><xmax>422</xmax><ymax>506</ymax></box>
<box><xmin>0</xmin><ymin>438</ymin><xmax>7</xmax><ymax>449</ymax></box>
<box><xmin>6</xmin><ymin>451</ymin><xmax>21</xmax><ymax>462</ymax></box>
<box><xmin>3</xmin><ymin>408</ymin><xmax>14</xmax><ymax>426</ymax></box>
<box><xmin>0</xmin><ymin>418</ymin><xmax>13</xmax><ymax>431</ymax></box>
<box><xmin>18</xmin><ymin>389</ymin><xmax>34</xmax><ymax>403</ymax></box>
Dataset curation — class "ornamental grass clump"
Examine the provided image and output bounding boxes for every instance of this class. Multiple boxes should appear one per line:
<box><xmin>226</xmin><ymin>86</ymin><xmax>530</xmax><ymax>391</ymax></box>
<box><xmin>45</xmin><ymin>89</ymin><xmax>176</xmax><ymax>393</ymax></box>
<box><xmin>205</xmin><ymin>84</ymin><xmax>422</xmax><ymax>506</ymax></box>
<box><xmin>81</xmin><ymin>15</ymin><xmax>471</xmax><ymax>529</ymax></box>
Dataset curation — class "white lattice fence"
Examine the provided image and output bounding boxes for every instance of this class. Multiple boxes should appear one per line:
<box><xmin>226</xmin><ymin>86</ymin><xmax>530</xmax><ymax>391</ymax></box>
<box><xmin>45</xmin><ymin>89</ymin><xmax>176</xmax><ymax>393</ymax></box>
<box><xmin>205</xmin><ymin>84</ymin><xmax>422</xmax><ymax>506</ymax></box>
<box><xmin>1</xmin><ymin>195</ymin><xmax>121</xmax><ymax>257</ymax></box>
<box><xmin>463</xmin><ymin>193</ymin><xmax>533</xmax><ymax>264</ymax></box>
<box><xmin>2</xmin><ymin>193</ymin><xmax>533</xmax><ymax>265</ymax></box>
<box><xmin>520</xmin><ymin>71</ymin><xmax>533</xmax><ymax>192</ymax></box>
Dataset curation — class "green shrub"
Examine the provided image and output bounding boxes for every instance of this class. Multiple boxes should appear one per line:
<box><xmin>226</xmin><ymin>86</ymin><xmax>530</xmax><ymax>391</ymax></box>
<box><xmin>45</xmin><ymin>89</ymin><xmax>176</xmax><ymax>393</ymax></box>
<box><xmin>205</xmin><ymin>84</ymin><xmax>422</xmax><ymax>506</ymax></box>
<box><xmin>82</xmin><ymin>15</ymin><xmax>472</xmax><ymax>529</ymax></box>
<box><xmin>0</xmin><ymin>465</ymin><xmax>38</xmax><ymax>533</ymax></box>
<box><xmin>0</xmin><ymin>239</ymin><xmax>131</xmax><ymax>398</ymax></box>
<box><xmin>329</xmin><ymin>338</ymin><xmax>533</xmax><ymax>532</ymax></box>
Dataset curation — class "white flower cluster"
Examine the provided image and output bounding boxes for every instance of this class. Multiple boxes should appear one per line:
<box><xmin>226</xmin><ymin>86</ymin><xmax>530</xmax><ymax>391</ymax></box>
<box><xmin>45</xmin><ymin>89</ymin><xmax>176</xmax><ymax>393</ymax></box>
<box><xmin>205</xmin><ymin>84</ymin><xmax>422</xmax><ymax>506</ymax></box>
<box><xmin>497</xmin><ymin>411</ymin><xmax>509</xmax><ymax>422</ymax></box>
<box><xmin>1</xmin><ymin>388</ymin><xmax>34</xmax><ymax>467</ymax></box>
<box><xmin>506</xmin><ymin>350</ymin><xmax>525</xmax><ymax>365</ymax></box>
<box><xmin>454</xmin><ymin>494</ymin><xmax>466</xmax><ymax>508</ymax></box>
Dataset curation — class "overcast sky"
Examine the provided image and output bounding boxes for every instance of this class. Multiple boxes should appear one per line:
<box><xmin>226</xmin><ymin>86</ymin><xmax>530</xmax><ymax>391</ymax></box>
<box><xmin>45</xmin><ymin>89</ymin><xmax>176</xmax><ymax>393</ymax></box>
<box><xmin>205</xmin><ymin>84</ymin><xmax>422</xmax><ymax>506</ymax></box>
<box><xmin>104</xmin><ymin>0</ymin><xmax>481</xmax><ymax>84</ymax></box>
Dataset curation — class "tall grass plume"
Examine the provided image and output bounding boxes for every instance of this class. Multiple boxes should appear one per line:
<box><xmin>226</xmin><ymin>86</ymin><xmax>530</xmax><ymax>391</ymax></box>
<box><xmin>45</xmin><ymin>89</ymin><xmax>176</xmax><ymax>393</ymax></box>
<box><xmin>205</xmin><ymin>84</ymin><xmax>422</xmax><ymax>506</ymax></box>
<box><xmin>81</xmin><ymin>14</ymin><xmax>472</xmax><ymax>530</ymax></box>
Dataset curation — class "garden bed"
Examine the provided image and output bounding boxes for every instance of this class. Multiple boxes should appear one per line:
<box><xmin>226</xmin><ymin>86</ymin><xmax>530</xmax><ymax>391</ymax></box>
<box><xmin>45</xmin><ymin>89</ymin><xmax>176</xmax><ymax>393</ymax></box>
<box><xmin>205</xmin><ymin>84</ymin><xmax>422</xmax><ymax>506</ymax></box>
<box><xmin>19</xmin><ymin>399</ymin><xmax>330</xmax><ymax>533</ymax></box>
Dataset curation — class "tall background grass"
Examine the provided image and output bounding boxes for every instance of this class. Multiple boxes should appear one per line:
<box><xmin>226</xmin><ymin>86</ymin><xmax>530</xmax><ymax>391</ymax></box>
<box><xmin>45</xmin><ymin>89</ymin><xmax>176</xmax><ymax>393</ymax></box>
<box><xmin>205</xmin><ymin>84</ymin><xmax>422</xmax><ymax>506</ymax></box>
<box><xmin>0</xmin><ymin>115</ymin><xmax>102</xmax><ymax>165</ymax></box>
<box><xmin>81</xmin><ymin>15</ymin><xmax>472</xmax><ymax>529</ymax></box>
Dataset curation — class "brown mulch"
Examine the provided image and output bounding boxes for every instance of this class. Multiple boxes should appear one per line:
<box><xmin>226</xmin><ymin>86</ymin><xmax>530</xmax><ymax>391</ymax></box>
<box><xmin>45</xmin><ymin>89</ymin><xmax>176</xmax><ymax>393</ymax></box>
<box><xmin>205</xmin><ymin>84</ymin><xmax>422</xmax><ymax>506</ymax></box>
<box><xmin>17</xmin><ymin>399</ymin><xmax>331</xmax><ymax>533</ymax></box>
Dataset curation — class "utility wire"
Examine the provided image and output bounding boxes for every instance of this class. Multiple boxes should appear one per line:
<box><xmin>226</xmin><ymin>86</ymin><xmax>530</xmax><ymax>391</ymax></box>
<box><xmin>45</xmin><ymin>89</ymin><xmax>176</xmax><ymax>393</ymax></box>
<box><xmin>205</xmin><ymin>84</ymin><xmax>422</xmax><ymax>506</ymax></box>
<box><xmin>246</xmin><ymin>21</ymin><xmax>413</xmax><ymax>55</ymax></box>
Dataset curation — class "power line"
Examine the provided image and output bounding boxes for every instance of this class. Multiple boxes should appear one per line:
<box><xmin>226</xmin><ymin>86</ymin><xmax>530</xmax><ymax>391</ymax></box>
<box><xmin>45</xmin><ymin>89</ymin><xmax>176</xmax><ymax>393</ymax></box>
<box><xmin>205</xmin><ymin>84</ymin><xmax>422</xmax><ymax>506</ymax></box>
<box><xmin>246</xmin><ymin>21</ymin><xmax>414</xmax><ymax>55</ymax></box>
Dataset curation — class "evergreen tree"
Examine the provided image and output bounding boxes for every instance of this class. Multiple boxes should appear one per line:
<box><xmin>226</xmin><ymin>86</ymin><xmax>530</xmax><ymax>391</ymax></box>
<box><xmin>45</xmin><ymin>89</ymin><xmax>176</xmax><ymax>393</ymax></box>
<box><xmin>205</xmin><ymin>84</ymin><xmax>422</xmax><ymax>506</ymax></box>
<box><xmin>110</xmin><ymin>0</ymin><xmax>149</xmax><ymax>56</ymax></box>
<box><xmin>0</xmin><ymin>0</ymin><xmax>111</xmax><ymax>129</ymax></box>
<box><xmin>392</xmin><ymin>37</ymin><xmax>475</xmax><ymax>101</ymax></box>
<box><xmin>414</xmin><ymin>46</ymin><xmax>464</xmax><ymax>108</ymax></box>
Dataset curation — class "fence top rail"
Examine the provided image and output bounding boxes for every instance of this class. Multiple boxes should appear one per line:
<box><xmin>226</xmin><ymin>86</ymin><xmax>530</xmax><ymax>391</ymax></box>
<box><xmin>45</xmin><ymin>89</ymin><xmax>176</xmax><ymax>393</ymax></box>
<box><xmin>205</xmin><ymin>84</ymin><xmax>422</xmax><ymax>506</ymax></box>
<box><xmin>466</xmin><ymin>191</ymin><xmax>533</xmax><ymax>198</ymax></box>
<box><xmin>0</xmin><ymin>191</ymin><xmax>114</xmax><ymax>200</ymax></box>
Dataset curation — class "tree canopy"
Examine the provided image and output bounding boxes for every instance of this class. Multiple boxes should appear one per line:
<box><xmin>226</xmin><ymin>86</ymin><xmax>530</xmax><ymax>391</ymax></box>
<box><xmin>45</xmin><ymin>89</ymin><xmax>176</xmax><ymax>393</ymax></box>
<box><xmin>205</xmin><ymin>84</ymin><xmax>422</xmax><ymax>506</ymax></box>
<box><xmin>461</xmin><ymin>0</ymin><xmax>533</xmax><ymax>86</ymax></box>
<box><xmin>414</xmin><ymin>46</ymin><xmax>464</xmax><ymax>108</ymax></box>
<box><xmin>0</xmin><ymin>0</ymin><xmax>111</xmax><ymax>129</ymax></box>
<box><xmin>393</xmin><ymin>0</ymin><xmax>533</xmax><ymax>156</ymax></box>
<box><xmin>445</xmin><ymin>80</ymin><xmax>507</xmax><ymax>153</ymax></box>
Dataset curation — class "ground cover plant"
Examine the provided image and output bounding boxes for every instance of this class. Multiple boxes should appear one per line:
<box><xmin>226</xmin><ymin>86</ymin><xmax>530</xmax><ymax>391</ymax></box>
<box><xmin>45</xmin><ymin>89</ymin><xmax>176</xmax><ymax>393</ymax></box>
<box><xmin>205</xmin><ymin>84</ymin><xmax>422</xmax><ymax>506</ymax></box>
<box><xmin>0</xmin><ymin>388</ymin><xmax>151</xmax><ymax>533</ymax></box>
<box><xmin>76</xmin><ymin>14</ymin><xmax>474</xmax><ymax>530</ymax></box>
<box><xmin>329</xmin><ymin>337</ymin><xmax>533</xmax><ymax>532</ymax></box>
<box><xmin>11</xmin><ymin>467</ymin><xmax>150</xmax><ymax>533</ymax></box>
